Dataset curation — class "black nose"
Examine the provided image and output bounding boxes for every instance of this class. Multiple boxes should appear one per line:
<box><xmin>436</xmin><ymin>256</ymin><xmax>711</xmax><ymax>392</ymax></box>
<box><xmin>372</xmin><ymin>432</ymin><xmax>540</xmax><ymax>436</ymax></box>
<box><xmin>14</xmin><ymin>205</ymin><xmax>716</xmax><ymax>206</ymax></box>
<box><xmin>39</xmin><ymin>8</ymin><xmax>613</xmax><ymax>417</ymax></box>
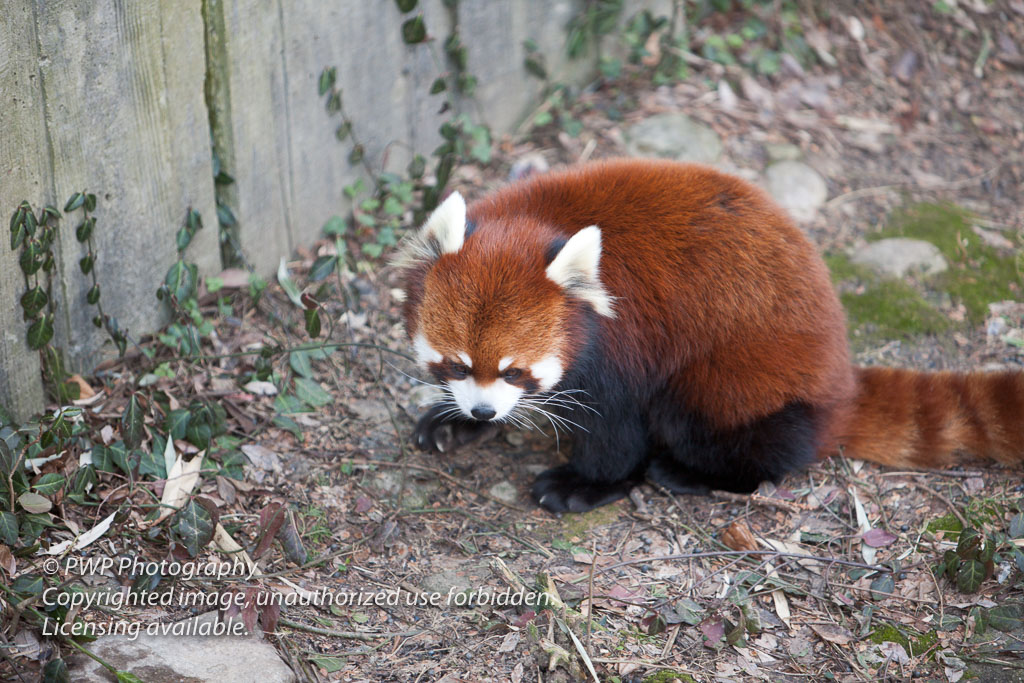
<box><xmin>471</xmin><ymin>405</ymin><xmax>496</xmax><ymax>421</ymax></box>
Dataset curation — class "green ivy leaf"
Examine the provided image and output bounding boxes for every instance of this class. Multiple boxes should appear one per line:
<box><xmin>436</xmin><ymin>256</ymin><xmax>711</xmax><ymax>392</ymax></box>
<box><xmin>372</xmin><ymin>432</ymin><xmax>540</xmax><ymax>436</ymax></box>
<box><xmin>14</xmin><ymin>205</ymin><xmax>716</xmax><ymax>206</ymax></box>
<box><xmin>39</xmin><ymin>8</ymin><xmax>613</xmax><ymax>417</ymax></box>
<box><xmin>335</xmin><ymin>121</ymin><xmax>352</xmax><ymax>141</ymax></box>
<box><xmin>26</xmin><ymin>314</ymin><xmax>54</xmax><ymax>350</ymax></box>
<box><xmin>42</xmin><ymin>657</ymin><xmax>70</xmax><ymax>683</ymax></box>
<box><xmin>289</xmin><ymin>349</ymin><xmax>314</xmax><ymax>378</ymax></box>
<box><xmin>19</xmin><ymin>240</ymin><xmax>41</xmax><ymax>275</ymax></box>
<box><xmin>11</xmin><ymin>574</ymin><xmax>43</xmax><ymax>597</ymax></box>
<box><xmin>524</xmin><ymin>56</ymin><xmax>547</xmax><ymax>80</ymax></box>
<box><xmin>173</xmin><ymin>499</ymin><xmax>215</xmax><ymax>557</ymax></box>
<box><xmin>10</xmin><ymin>222</ymin><xmax>26</xmax><ymax>251</ymax></box>
<box><xmin>87</xmin><ymin>284</ymin><xmax>101</xmax><ymax>305</ymax></box>
<box><xmin>402</xmin><ymin>156</ymin><xmax>426</xmax><ymax>183</ymax></box>
<box><xmin>0</xmin><ymin>511</ymin><xmax>18</xmax><ymax>545</ymax></box>
<box><xmin>317</xmin><ymin>66</ymin><xmax>336</xmax><ymax>96</ymax></box>
<box><xmin>79</xmin><ymin>254</ymin><xmax>94</xmax><ymax>275</ymax></box>
<box><xmin>986</xmin><ymin>604</ymin><xmax>1023</xmax><ymax>632</ymax></box>
<box><xmin>430</xmin><ymin>77</ymin><xmax>447</xmax><ymax>94</ymax></box>
<box><xmin>348</xmin><ymin>144</ymin><xmax>364</xmax><ymax>165</ymax></box>
<box><xmin>63</xmin><ymin>192</ymin><xmax>85</xmax><ymax>212</ymax></box>
<box><xmin>304</xmin><ymin>309</ymin><xmax>322</xmax><ymax>338</ymax></box>
<box><xmin>309</xmin><ymin>255</ymin><xmax>337</xmax><ymax>282</ymax></box>
<box><xmin>18</xmin><ymin>491</ymin><xmax>52</xmax><ymax>514</ymax></box>
<box><xmin>164</xmin><ymin>260</ymin><xmax>198</xmax><ymax>302</ymax></box>
<box><xmin>91</xmin><ymin>444</ymin><xmax>115</xmax><ymax>473</ymax></box>
<box><xmin>75</xmin><ymin>217</ymin><xmax>95</xmax><ymax>243</ymax></box>
<box><xmin>138</xmin><ymin>440</ymin><xmax>167</xmax><ymax>479</ymax></box>
<box><xmin>84</xmin><ymin>193</ymin><xmax>97</xmax><ymax>212</ymax></box>
<box><xmin>322</xmin><ymin>215</ymin><xmax>347</xmax><ymax>236</ymax></box>
<box><xmin>956</xmin><ymin>559</ymin><xmax>985</xmax><ymax>593</ymax></box>
<box><xmin>121</xmin><ymin>394</ymin><xmax>145</xmax><ymax>450</ymax></box>
<box><xmin>176</xmin><ymin>226</ymin><xmax>193</xmax><ymax>251</ymax></box>
<box><xmin>401</xmin><ymin>15</ymin><xmax>426</xmax><ymax>44</ymax></box>
<box><xmin>20</xmin><ymin>287</ymin><xmax>48</xmax><ymax>319</ymax></box>
<box><xmin>216</xmin><ymin>201</ymin><xmax>237</xmax><ymax>227</ymax></box>
<box><xmin>395</xmin><ymin>0</ymin><xmax>417</xmax><ymax>11</ymax></box>
<box><xmin>294</xmin><ymin>377</ymin><xmax>331</xmax><ymax>408</ymax></box>
<box><xmin>115</xmin><ymin>671</ymin><xmax>145</xmax><ymax>683</ymax></box>
<box><xmin>956</xmin><ymin>527</ymin><xmax>982</xmax><ymax>559</ymax></box>
<box><xmin>33</xmin><ymin>473</ymin><xmax>65</xmax><ymax>496</ymax></box>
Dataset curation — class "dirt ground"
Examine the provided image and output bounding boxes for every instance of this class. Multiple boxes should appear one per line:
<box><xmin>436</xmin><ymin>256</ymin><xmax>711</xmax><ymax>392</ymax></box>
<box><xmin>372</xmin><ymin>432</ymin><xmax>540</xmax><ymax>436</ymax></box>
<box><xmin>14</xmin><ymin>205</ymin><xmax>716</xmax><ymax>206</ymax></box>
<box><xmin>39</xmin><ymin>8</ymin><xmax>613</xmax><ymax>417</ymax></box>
<box><xmin>7</xmin><ymin>2</ymin><xmax>1024</xmax><ymax>682</ymax></box>
<box><xmin>240</xmin><ymin>3</ymin><xmax>1023</xmax><ymax>680</ymax></box>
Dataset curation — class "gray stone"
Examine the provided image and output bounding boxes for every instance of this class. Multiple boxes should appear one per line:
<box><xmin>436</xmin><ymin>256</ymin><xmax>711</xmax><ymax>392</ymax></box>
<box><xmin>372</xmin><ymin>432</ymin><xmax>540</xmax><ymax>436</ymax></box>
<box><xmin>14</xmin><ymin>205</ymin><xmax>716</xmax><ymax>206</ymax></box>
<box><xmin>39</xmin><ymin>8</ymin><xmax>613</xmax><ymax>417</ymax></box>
<box><xmin>625</xmin><ymin>113</ymin><xmax>722</xmax><ymax>164</ymax></box>
<box><xmin>488</xmin><ymin>480</ymin><xmax>519</xmax><ymax>505</ymax></box>
<box><xmin>763</xmin><ymin>161</ymin><xmax>828</xmax><ymax>222</ymax></box>
<box><xmin>764</xmin><ymin>142</ymin><xmax>802</xmax><ymax>162</ymax></box>
<box><xmin>851</xmin><ymin>238</ymin><xmax>948</xmax><ymax>278</ymax></box>
<box><xmin>68</xmin><ymin>611</ymin><xmax>294</xmax><ymax>682</ymax></box>
<box><xmin>420</xmin><ymin>569</ymin><xmax>471</xmax><ymax>597</ymax></box>
<box><xmin>372</xmin><ymin>470</ymin><xmax>440</xmax><ymax>509</ymax></box>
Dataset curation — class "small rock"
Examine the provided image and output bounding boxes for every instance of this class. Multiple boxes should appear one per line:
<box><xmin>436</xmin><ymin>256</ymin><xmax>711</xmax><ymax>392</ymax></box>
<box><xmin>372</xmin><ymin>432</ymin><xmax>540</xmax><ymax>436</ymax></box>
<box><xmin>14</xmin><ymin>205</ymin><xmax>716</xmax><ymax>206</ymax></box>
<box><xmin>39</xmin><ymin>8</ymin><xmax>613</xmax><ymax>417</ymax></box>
<box><xmin>420</xmin><ymin>569</ymin><xmax>470</xmax><ymax>598</ymax></box>
<box><xmin>68</xmin><ymin>612</ymin><xmax>294</xmax><ymax>682</ymax></box>
<box><xmin>349</xmin><ymin>398</ymin><xmax>391</xmax><ymax>424</ymax></box>
<box><xmin>851</xmin><ymin>238</ymin><xmax>949</xmax><ymax>278</ymax></box>
<box><xmin>505</xmin><ymin>430</ymin><xmax>526</xmax><ymax>447</ymax></box>
<box><xmin>763</xmin><ymin>160</ymin><xmax>828</xmax><ymax>222</ymax></box>
<box><xmin>764</xmin><ymin>143</ymin><xmax>802</xmax><ymax>162</ymax></box>
<box><xmin>372</xmin><ymin>471</ymin><xmax>439</xmax><ymax>509</ymax></box>
<box><xmin>509</xmin><ymin>153</ymin><xmax>549</xmax><ymax>181</ymax></box>
<box><xmin>488</xmin><ymin>480</ymin><xmax>519</xmax><ymax>505</ymax></box>
<box><xmin>624</xmin><ymin>113</ymin><xmax>722</xmax><ymax>164</ymax></box>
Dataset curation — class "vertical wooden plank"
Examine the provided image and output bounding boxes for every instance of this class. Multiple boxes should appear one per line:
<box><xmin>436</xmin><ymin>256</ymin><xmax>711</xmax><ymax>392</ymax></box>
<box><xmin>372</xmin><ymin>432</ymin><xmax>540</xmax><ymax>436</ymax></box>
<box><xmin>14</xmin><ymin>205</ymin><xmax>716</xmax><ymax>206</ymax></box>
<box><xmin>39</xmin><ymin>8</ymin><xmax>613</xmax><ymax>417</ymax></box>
<box><xmin>274</xmin><ymin>0</ymin><xmax>451</xmax><ymax>250</ymax></box>
<box><xmin>33</xmin><ymin>0</ymin><xmax>220</xmax><ymax>370</ymax></box>
<box><xmin>207</xmin><ymin>0</ymin><xmax>292</xmax><ymax>274</ymax></box>
<box><xmin>0</xmin><ymin>1</ymin><xmax>47</xmax><ymax>419</ymax></box>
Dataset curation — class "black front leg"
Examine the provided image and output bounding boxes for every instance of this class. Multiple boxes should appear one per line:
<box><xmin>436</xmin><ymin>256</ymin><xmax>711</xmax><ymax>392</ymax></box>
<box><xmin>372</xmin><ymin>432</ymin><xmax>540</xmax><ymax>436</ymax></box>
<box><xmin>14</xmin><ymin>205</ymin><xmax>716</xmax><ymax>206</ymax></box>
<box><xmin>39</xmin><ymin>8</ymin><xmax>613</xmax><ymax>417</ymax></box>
<box><xmin>531</xmin><ymin>404</ymin><xmax>648</xmax><ymax>514</ymax></box>
<box><xmin>413</xmin><ymin>404</ymin><xmax>499</xmax><ymax>454</ymax></box>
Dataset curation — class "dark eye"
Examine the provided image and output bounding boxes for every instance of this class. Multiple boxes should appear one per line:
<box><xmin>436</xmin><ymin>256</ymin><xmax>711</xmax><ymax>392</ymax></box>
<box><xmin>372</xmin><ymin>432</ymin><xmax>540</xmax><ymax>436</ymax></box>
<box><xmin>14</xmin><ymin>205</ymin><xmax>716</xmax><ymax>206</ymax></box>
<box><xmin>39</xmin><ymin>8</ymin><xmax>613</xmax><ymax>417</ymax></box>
<box><xmin>503</xmin><ymin>368</ymin><xmax>522</xmax><ymax>382</ymax></box>
<box><xmin>450</xmin><ymin>362</ymin><xmax>470</xmax><ymax>379</ymax></box>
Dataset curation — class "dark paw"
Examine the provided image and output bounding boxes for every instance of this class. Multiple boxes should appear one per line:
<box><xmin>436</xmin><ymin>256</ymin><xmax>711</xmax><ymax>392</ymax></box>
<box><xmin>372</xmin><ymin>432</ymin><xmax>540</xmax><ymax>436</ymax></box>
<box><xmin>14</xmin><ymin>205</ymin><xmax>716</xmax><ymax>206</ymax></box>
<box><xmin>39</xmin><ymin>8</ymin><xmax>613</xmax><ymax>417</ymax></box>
<box><xmin>413</xmin><ymin>404</ymin><xmax>499</xmax><ymax>453</ymax></box>
<box><xmin>531</xmin><ymin>464</ymin><xmax>635</xmax><ymax>514</ymax></box>
<box><xmin>646</xmin><ymin>458</ymin><xmax>711</xmax><ymax>496</ymax></box>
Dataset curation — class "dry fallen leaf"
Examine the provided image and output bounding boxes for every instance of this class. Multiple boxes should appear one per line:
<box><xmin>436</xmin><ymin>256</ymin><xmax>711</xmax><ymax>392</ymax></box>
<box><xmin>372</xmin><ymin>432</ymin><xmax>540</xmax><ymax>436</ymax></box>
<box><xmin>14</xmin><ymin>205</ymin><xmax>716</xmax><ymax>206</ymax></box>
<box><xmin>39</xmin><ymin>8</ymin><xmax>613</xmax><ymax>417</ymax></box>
<box><xmin>810</xmin><ymin>623</ymin><xmax>855</xmax><ymax>645</ymax></box>
<box><xmin>722</xmin><ymin>521</ymin><xmax>759</xmax><ymax>552</ymax></box>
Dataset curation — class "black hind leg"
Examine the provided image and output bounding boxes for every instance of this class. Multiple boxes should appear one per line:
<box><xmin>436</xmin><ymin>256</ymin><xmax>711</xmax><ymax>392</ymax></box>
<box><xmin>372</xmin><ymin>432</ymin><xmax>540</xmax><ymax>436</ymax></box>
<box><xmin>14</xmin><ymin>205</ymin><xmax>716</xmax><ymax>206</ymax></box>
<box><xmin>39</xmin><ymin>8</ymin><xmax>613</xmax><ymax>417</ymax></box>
<box><xmin>648</xmin><ymin>402</ymin><xmax>821</xmax><ymax>495</ymax></box>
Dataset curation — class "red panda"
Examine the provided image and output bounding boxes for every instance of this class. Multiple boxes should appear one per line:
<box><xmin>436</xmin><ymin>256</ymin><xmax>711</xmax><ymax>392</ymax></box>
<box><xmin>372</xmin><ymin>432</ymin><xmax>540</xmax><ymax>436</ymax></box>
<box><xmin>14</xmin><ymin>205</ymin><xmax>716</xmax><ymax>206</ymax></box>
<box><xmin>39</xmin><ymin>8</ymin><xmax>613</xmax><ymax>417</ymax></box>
<box><xmin>393</xmin><ymin>159</ymin><xmax>1024</xmax><ymax>513</ymax></box>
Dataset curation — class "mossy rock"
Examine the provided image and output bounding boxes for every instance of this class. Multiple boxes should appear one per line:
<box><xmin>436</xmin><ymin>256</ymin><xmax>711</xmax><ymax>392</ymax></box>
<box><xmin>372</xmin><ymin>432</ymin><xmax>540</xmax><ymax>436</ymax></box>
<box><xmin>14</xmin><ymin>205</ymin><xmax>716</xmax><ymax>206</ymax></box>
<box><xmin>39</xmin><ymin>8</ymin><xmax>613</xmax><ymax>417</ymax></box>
<box><xmin>870</xmin><ymin>623</ymin><xmax>938</xmax><ymax>657</ymax></box>
<box><xmin>643</xmin><ymin>671</ymin><xmax>696</xmax><ymax>683</ymax></box>
<box><xmin>872</xmin><ymin>202</ymin><xmax>1023</xmax><ymax>323</ymax></box>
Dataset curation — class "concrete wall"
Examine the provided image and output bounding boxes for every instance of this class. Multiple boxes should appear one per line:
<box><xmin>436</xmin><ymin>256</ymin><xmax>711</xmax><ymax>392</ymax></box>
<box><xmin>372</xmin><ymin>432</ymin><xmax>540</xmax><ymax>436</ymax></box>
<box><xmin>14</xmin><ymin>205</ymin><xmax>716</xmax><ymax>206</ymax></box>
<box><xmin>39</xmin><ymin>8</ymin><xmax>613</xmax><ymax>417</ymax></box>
<box><xmin>1</xmin><ymin>0</ymin><xmax>665</xmax><ymax>419</ymax></box>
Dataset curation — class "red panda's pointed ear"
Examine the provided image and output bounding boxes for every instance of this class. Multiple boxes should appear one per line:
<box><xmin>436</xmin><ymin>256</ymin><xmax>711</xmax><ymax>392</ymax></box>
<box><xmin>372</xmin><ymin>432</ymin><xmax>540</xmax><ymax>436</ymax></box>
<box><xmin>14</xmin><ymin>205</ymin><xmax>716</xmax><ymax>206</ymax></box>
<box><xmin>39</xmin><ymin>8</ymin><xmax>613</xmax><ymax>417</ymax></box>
<box><xmin>390</xmin><ymin>192</ymin><xmax>466</xmax><ymax>270</ymax></box>
<box><xmin>545</xmin><ymin>225</ymin><xmax>616</xmax><ymax>318</ymax></box>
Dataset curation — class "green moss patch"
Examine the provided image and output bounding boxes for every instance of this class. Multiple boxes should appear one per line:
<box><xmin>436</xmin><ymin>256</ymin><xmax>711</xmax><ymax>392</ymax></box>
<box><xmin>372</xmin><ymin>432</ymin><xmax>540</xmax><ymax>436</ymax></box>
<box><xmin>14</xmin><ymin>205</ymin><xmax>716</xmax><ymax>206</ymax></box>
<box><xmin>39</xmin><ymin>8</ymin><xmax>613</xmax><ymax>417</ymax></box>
<box><xmin>870</xmin><ymin>623</ymin><xmax>939</xmax><ymax>657</ymax></box>
<box><xmin>643</xmin><ymin>671</ymin><xmax>696</xmax><ymax>683</ymax></box>
<box><xmin>872</xmin><ymin>202</ymin><xmax>1023</xmax><ymax>323</ymax></box>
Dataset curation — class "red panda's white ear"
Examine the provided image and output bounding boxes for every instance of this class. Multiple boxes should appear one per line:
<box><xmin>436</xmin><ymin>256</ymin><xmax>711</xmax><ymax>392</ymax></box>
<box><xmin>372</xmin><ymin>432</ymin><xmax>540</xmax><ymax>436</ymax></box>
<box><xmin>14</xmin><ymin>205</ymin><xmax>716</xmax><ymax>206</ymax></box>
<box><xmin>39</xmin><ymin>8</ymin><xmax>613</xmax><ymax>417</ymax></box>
<box><xmin>390</xmin><ymin>192</ymin><xmax>466</xmax><ymax>270</ymax></box>
<box><xmin>422</xmin><ymin>191</ymin><xmax>467</xmax><ymax>255</ymax></box>
<box><xmin>545</xmin><ymin>225</ymin><xmax>616</xmax><ymax>318</ymax></box>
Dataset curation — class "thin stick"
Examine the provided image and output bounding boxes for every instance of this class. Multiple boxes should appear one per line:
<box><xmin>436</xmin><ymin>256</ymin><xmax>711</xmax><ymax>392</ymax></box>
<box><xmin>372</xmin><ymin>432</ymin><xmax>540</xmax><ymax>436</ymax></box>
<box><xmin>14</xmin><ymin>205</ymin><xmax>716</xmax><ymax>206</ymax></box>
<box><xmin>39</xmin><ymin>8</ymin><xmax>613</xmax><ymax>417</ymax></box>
<box><xmin>278</xmin><ymin>618</ymin><xmax>423</xmax><ymax>641</ymax></box>
<box><xmin>597</xmin><ymin>550</ymin><xmax>889</xmax><ymax>576</ymax></box>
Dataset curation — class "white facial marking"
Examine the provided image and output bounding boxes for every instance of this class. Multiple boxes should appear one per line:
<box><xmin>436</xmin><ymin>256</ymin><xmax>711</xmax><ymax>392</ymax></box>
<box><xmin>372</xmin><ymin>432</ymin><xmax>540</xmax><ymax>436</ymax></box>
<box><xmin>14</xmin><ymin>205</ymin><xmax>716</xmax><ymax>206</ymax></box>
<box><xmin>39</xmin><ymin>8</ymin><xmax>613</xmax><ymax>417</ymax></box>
<box><xmin>449</xmin><ymin>377</ymin><xmax>524</xmax><ymax>421</ymax></box>
<box><xmin>498</xmin><ymin>356</ymin><xmax>514</xmax><ymax>372</ymax></box>
<box><xmin>413</xmin><ymin>333</ymin><xmax>442</xmax><ymax>367</ymax></box>
<box><xmin>422</xmin><ymin>191</ymin><xmax>467</xmax><ymax>256</ymax></box>
<box><xmin>530</xmin><ymin>354</ymin><xmax>564</xmax><ymax>392</ymax></box>
<box><xmin>545</xmin><ymin>225</ymin><xmax>615</xmax><ymax>318</ymax></box>
<box><xmin>456</xmin><ymin>352</ymin><xmax>472</xmax><ymax>367</ymax></box>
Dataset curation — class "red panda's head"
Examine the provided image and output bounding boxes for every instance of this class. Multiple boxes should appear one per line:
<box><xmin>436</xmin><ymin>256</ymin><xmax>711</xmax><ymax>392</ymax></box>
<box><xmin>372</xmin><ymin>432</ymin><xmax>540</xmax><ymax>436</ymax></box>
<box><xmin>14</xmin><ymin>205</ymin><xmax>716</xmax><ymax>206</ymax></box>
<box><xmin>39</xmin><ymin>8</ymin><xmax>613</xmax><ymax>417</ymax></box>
<box><xmin>392</xmin><ymin>191</ymin><xmax>615</xmax><ymax>423</ymax></box>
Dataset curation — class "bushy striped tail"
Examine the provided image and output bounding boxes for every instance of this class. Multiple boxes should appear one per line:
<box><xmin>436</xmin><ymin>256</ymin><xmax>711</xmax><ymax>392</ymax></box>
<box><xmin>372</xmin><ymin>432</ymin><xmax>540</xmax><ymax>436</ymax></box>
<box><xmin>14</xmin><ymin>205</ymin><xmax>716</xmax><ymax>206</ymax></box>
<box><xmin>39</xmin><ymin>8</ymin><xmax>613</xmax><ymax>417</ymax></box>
<box><xmin>831</xmin><ymin>367</ymin><xmax>1024</xmax><ymax>468</ymax></box>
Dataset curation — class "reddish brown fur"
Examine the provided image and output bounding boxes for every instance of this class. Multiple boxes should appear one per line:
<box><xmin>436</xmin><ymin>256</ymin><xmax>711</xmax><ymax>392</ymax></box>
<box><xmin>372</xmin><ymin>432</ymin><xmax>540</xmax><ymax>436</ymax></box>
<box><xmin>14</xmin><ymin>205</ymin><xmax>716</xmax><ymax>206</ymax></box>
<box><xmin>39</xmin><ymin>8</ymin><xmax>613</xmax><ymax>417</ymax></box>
<box><xmin>401</xmin><ymin>159</ymin><xmax>1024</xmax><ymax>471</ymax></box>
